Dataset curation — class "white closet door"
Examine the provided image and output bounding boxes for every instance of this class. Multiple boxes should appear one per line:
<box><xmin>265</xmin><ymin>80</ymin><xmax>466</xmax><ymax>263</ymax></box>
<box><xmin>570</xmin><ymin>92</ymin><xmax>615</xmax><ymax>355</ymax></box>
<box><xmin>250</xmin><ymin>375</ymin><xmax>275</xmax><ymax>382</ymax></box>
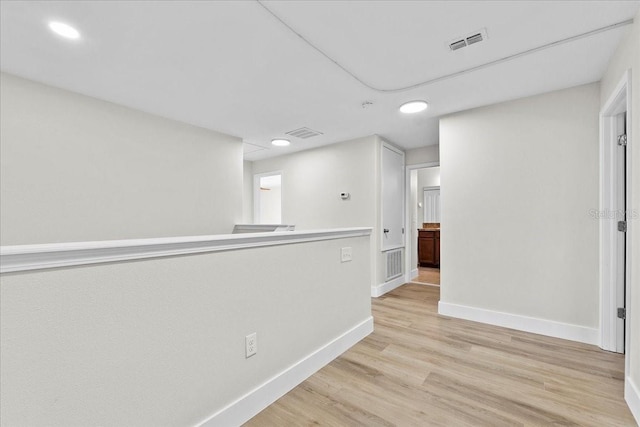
<box><xmin>382</xmin><ymin>145</ymin><xmax>405</xmax><ymax>250</ymax></box>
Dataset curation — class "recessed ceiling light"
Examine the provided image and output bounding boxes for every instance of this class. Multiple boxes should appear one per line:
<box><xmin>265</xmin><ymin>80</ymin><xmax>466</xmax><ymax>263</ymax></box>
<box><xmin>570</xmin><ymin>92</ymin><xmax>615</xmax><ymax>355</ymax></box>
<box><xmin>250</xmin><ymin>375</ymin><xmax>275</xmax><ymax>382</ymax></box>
<box><xmin>399</xmin><ymin>100</ymin><xmax>428</xmax><ymax>114</ymax></box>
<box><xmin>48</xmin><ymin>21</ymin><xmax>80</xmax><ymax>40</ymax></box>
<box><xmin>271</xmin><ymin>139</ymin><xmax>290</xmax><ymax>147</ymax></box>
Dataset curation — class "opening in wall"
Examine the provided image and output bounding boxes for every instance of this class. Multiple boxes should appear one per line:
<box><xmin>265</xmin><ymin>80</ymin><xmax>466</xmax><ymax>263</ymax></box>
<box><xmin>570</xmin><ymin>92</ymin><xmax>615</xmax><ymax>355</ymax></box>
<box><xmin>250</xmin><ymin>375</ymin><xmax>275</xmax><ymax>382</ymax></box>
<box><xmin>254</xmin><ymin>172</ymin><xmax>282</xmax><ymax>224</ymax></box>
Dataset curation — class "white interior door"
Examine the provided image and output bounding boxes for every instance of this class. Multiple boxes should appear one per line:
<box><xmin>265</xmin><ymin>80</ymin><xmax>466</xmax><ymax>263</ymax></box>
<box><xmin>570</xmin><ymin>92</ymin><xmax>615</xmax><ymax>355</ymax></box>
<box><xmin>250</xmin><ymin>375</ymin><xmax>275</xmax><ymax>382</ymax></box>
<box><xmin>382</xmin><ymin>145</ymin><xmax>405</xmax><ymax>250</ymax></box>
<box><xmin>615</xmin><ymin>112</ymin><xmax>626</xmax><ymax>353</ymax></box>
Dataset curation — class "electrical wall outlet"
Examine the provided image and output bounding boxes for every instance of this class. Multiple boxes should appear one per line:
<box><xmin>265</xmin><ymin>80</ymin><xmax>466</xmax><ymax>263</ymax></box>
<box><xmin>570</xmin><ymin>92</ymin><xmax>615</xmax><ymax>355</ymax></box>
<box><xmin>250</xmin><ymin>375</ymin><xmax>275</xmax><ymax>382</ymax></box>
<box><xmin>246</xmin><ymin>333</ymin><xmax>257</xmax><ymax>358</ymax></box>
<box><xmin>341</xmin><ymin>247</ymin><xmax>353</xmax><ymax>262</ymax></box>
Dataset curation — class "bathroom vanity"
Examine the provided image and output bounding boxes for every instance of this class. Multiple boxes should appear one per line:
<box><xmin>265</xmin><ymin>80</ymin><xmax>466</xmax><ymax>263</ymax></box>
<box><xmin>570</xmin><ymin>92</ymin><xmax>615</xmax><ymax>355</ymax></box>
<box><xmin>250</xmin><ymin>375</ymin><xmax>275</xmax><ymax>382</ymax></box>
<box><xmin>418</xmin><ymin>225</ymin><xmax>440</xmax><ymax>268</ymax></box>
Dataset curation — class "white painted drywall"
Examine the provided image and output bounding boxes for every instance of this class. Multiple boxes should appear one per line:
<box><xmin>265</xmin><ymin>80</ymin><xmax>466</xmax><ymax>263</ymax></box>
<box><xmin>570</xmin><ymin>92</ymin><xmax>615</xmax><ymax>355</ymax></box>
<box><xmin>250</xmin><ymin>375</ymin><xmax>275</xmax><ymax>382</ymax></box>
<box><xmin>440</xmin><ymin>83</ymin><xmax>600</xmax><ymax>329</ymax></box>
<box><xmin>405</xmin><ymin>145</ymin><xmax>439</xmax><ymax>165</ymax></box>
<box><xmin>243</xmin><ymin>160</ymin><xmax>254</xmax><ymax>223</ymax></box>
<box><xmin>252</xmin><ymin>135</ymin><xmax>404</xmax><ymax>293</ymax></box>
<box><xmin>0</xmin><ymin>234</ymin><xmax>371</xmax><ymax>426</ymax></box>
<box><xmin>600</xmin><ymin>8</ymin><xmax>640</xmax><ymax>403</ymax></box>
<box><xmin>0</xmin><ymin>73</ymin><xmax>243</xmax><ymax>245</ymax></box>
<box><xmin>252</xmin><ymin>136</ymin><xmax>378</xmax><ymax>230</ymax></box>
<box><xmin>252</xmin><ymin>135</ymin><xmax>380</xmax><ymax>285</ymax></box>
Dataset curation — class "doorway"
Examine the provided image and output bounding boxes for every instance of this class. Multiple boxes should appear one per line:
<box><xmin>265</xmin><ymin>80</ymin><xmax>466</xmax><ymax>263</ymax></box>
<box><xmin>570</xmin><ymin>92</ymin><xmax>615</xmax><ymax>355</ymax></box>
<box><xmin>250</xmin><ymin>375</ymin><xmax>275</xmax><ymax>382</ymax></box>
<box><xmin>599</xmin><ymin>69</ymin><xmax>631</xmax><ymax>376</ymax></box>
<box><xmin>405</xmin><ymin>163</ymin><xmax>440</xmax><ymax>287</ymax></box>
<box><xmin>253</xmin><ymin>172</ymin><xmax>282</xmax><ymax>224</ymax></box>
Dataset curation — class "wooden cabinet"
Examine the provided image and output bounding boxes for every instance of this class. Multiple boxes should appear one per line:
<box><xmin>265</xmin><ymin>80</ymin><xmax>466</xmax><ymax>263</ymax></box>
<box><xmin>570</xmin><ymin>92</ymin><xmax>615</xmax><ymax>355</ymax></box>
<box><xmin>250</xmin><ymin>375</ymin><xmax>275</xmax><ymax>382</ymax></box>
<box><xmin>418</xmin><ymin>229</ymin><xmax>440</xmax><ymax>267</ymax></box>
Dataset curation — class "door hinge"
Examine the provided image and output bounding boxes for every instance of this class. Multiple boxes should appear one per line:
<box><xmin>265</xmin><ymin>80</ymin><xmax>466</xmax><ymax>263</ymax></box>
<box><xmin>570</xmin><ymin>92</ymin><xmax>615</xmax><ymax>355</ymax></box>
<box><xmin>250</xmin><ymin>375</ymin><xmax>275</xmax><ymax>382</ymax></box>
<box><xmin>402</xmin><ymin>227</ymin><xmax>405</xmax><ymax>234</ymax></box>
<box><xmin>618</xmin><ymin>220</ymin><xmax>627</xmax><ymax>232</ymax></box>
<box><xmin>617</xmin><ymin>307</ymin><xmax>626</xmax><ymax>319</ymax></box>
<box><xmin>617</xmin><ymin>134</ymin><xmax>627</xmax><ymax>146</ymax></box>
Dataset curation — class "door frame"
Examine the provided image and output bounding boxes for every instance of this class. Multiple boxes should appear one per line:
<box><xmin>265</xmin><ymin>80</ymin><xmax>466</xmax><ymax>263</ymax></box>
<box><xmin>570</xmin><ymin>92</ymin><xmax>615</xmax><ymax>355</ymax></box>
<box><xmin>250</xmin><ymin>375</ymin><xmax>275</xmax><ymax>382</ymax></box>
<box><xmin>405</xmin><ymin>161</ymin><xmax>440</xmax><ymax>283</ymax></box>
<box><xmin>599</xmin><ymin>69</ymin><xmax>632</xmax><ymax>376</ymax></box>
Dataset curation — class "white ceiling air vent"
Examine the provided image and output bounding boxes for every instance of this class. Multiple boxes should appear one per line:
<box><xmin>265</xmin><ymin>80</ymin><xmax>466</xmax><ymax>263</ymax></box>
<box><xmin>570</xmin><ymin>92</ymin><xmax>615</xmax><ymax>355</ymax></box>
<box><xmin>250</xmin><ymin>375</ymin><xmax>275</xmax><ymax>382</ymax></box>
<box><xmin>448</xmin><ymin>28</ymin><xmax>488</xmax><ymax>51</ymax></box>
<box><xmin>449</xmin><ymin>39</ymin><xmax>467</xmax><ymax>51</ymax></box>
<box><xmin>466</xmin><ymin>32</ymin><xmax>483</xmax><ymax>45</ymax></box>
<box><xmin>285</xmin><ymin>127</ymin><xmax>323</xmax><ymax>139</ymax></box>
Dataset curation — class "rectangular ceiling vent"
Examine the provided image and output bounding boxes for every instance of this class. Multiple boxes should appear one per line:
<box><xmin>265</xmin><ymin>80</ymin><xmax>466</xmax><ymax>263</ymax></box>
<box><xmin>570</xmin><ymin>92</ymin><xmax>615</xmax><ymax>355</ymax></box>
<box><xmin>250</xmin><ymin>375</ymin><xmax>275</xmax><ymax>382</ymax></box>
<box><xmin>466</xmin><ymin>33</ymin><xmax>483</xmax><ymax>45</ymax></box>
<box><xmin>448</xmin><ymin>28</ymin><xmax>488</xmax><ymax>51</ymax></box>
<box><xmin>285</xmin><ymin>127</ymin><xmax>323</xmax><ymax>139</ymax></box>
<box><xmin>449</xmin><ymin>39</ymin><xmax>467</xmax><ymax>51</ymax></box>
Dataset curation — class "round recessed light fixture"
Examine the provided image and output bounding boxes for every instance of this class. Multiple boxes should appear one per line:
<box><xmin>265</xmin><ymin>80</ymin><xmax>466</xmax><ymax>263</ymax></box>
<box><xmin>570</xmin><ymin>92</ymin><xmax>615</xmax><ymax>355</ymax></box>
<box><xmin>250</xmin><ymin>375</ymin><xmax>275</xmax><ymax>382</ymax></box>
<box><xmin>271</xmin><ymin>139</ymin><xmax>290</xmax><ymax>147</ymax></box>
<box><xmin>399</xmin><ymin>100</ymin><xmax>428</xmax><ymax>114</ymax></box>
<box><xmin>48</xmin><ymin>21</ymin><xmax>81</xmax><ymax>40</ymax></box>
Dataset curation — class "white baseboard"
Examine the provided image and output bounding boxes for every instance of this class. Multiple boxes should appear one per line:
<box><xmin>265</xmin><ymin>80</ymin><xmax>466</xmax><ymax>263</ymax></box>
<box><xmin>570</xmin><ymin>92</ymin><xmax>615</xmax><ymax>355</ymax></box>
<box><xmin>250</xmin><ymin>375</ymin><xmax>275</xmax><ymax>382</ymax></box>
<box><xmin>410</xmin><ymin>268</ymin><xmax>418</xmax><ymax>279</ymax></box>
<box><xmin>438</xmin><ymin>301</ymin><xmax>599</xmax><ymax>345</ymax></box>
<box><xmin>626</xmin><ymin>377</ymin><xmax>640</xmax><ymax>425</ymax></box>
<box><xmin>197</xmin><ymin>316</ymin><xmax>374</xmax><ymax>427</ymax></box>
<box><xmin>371</xmin><ymin>275</ymin><xmax>405</xmax><ymax>298</ymax></box>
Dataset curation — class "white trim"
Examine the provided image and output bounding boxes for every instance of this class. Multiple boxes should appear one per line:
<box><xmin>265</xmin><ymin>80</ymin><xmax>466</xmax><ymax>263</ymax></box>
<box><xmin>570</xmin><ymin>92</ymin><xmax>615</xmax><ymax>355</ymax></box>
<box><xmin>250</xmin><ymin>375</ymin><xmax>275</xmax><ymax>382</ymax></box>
<box><xmin>438</xmin><ymin>301</ymin><xmax>599</xmax><ymax>345</ymax></box>
<box><xmin>197</xmin><ymin>316</ymin><xmax>374</xmax><ymax>427</ymax></box>
<box><xmin>410</xmin><ymin>268</ymin><xmax>419</xmax><ymax>280</ymax></box>
<box><xmin>626</xmin><ymin>377</ymin><xmax>640</xmax><ymax>425</ymax></box>
<box><xmin>381</xmin><ymin>244</ymin><xmax>405</xmax><ymax>251</ymax></box>
<box><xmin>0</xmin><ymin>228</ymin><xmax>372</xmax><ymax>274</ymax></box>
<box><xmin>232</xmin><ymin>224</ymin><xmax>295</xmax><ymax>233</ymax></box>
<box><xmin>404</xmin><ymin>162</ymin><xmax>440</xmax><ymax>286</ymax></box>
<box><xmin>381</xmin><ymin>140</ymin><xmax>405</xmax><ymax>156</ymax></box>
<box><xmin>599</xmin><ymin>70</ymin><xmax>632</xmax><ymax>361</ymax></box>
<box><xmin>371</xmin><ymin>274</ymin><xmax>405</xmax><ymax>298</ymax></box>
<box><xmin>622</xmin><ymin>70</ymin><xmax>633</xmax><ymax>387</ymax></box>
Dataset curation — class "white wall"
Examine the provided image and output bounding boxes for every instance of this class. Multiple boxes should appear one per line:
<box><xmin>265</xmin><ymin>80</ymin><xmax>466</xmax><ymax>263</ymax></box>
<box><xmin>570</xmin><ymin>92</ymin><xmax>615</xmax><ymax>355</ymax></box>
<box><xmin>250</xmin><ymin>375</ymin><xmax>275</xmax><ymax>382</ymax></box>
<box><xmin>440</xmin><ymin>83</ymin><xmax>600</xmax><ymax>331</ymax></box>
<box><xmin>0</xmin><ymin>234</ymin><xmax>372</xmax><ymax>426</ymax></box>
<box><xmin>600</xmin><ymin>8</ymin><xmax>640</xmax><ymax>417</ymax></box>
<box><xmin>0</xmin><ymin>73</ymin><xmax>243</xmax><ymax>245</ymax></box>
<box><xmin>252</xmin><ymin>135</ymin><xmax>394</xmax><ymax>291</ymax></box>
<box><xmin>0</xmin><ymin>74</ymin><xmax>374</xmax><ymax>427</ymax></box>
<box><xmin>252</xmin><ymin>136</ymin><xmax>378</xmax><ymax>230</ymax></box>
<box><xmin>243</xmin><ymin>160</ymin><xmax>254</xmax><ymax>223</ymax></box>
<box><xmin>406</xmin><ymin>145</ymin><xmax>439</xmax><ymax>165</ymax></box>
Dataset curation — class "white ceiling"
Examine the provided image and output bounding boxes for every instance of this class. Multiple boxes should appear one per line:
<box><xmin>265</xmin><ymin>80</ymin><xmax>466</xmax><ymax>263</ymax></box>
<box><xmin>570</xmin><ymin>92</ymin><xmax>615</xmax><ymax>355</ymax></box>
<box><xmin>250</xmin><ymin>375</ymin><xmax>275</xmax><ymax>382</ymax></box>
<box><xmin>1</xmin><ymin>1</ymin><xmax>638</xmax><ymax>161</ymax></box>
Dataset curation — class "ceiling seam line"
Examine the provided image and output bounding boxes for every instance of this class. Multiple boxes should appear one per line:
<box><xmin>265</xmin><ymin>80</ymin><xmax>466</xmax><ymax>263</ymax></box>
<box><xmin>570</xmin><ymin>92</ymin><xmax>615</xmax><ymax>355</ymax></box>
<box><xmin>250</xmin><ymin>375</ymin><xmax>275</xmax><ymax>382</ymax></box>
<box><xmin>255</xmin><ymin>1</ymin><xmax>633</xmax><ymax>94</ymax></box>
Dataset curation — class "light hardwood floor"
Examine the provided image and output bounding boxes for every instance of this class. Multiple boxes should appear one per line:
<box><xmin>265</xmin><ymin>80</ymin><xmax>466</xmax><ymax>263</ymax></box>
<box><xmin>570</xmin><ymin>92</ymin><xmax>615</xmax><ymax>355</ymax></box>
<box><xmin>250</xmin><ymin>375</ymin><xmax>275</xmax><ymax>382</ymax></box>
<box><xmin>412</xmin><ymin>267</ymin><xmax>440</xmax><ymax>286</ymax></box>
<box><xmin>245</xmin><ymin>284</ymin><xmax>636</xmax><ymax>426</ymax></box>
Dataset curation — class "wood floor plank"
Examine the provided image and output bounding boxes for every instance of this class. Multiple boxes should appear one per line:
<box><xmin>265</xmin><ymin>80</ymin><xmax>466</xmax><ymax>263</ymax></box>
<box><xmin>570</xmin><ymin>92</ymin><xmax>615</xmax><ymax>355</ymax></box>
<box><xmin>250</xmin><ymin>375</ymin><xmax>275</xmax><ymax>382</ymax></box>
<box><xmin>412</xmin><ymin>267</ymin><xmax>441</xmax><ymax>286</ymax></box>
<box><xmin>244</xmin><ymin>284</ymin><xmax>636</xmax><ymax>426</ymax></box>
